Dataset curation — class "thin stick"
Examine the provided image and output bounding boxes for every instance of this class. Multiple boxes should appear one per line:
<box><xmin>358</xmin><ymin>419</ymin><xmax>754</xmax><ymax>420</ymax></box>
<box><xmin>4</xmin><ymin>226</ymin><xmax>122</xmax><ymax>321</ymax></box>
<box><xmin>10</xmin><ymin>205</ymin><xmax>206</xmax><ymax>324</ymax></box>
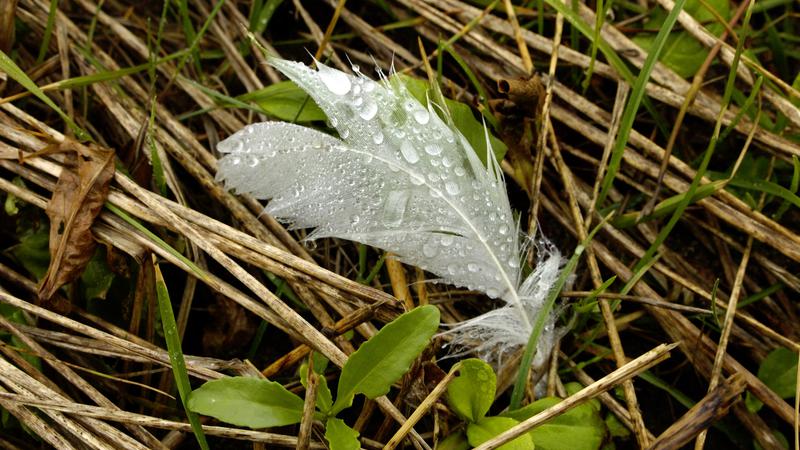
<box><xmin>474</xmin><ymin>343</ymin><xmax>677</xmax><ymax>449</ymax></box>
<box><xmin>384</xmin><ymin>368</ymin><xmax>457</xmax><ymax>450</ymax></box>
<box><xmin>0</xmin><ymin>392</ymin><xmax>324</xmax><ymax>447</ymax></box>
<box><xmin>502</xmin><ymin>0</ymin><xmax>532</xmax><ymax>74</ymax></box>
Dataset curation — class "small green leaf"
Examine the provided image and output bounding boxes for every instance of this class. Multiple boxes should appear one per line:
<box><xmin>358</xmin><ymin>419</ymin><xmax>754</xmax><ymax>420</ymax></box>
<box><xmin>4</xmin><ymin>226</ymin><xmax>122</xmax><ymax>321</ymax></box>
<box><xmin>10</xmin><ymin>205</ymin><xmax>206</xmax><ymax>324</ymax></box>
<box><xmin>239</xmin><ymin>80</ymin><xmax>327</xmax><ymax>122</ymax></box>
<box><xmin>503</xmin><ymin>397</ymin><xmax>606</xmax><ymax>450</ymax></box>
<box><xmin>332</xmin><ymin>305</ymin><xmax>439</xmax><ymax>414</ymax></box>
<box><xmin>4</xmin><ymin>178</ymin><xmax>24</xmax><ymax>216</ymax></box>
<box><xmin>604</xmin><ymin>413</ymin><xmax>630</xmax><ymax>439</ymax></box>
<box><xmin>399</xmin><ymin>75</ymin><xmax>507</xmax><ymax>163</ymax></box>
<box><xmin>80</xmin><ymin>247</ymin><xmax>115</xmax><ymax>301</ymax></box>
<box><xmin>633</xmin><ymin>0</ymin><xmax>730</xmax><ymax>78</ymax></box>
<box><xmin>748</xmin><ymin>347</ymin><xmax>799</xmax><ymax>412</ymax></box>
<box><xmin>438</xmin><ymin>431</ymin><xmax>471</xmax><ymax>450</ymax></box>
<box><xmin>0</xmin><ymin>304</ymin><xmax>42</xmax><ymax>371</ymax></box>
<box><xmin>466</xmin><ymin>416</ymin><xmax>534</xmax><ymax>450</ymax></box>
<box><xmin>188</xmin><ymin>377</ymin><xmax>304</xmax><ymax>428</ymax></box>
<box><xmin>300</xmin><ymin>363</ymin><xmax>333</xmax><ymax>414</ymax></box>
<box><xmin>325</xmin><ymin>418</ymin><xmax>360</xmax><ymax>450</ymax></box>
<box><xmin>9</xmin><ymin>225</ymin><xmax>51</xmax><ymax>281</ymax></box>
<box><xmin>446</xmin><ymin>358</ymin><xmax>496</xmax><ymax>422</ymax></box>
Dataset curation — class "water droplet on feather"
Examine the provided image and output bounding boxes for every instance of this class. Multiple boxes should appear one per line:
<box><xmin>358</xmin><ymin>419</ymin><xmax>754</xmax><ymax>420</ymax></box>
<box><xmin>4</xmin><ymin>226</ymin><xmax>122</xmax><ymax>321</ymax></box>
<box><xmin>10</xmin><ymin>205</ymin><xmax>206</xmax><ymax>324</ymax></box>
<box><xmin>360</xmin><ymin>101</ymin><xmax>378</xmax><ymax>120</ymax></box>
<box><xmin>383</xmin><ymin>191</ymin><xmax>410</xmax><ymax>227</ymax></box>
<box><xmin>424</xmin><ymin>144</ymin><xmax>442</xmax><ymax>156</ymax></box>
<box><xmin>400</xmin><ymin>141</ymin><xmax>419</xmax><ymax>164</ymax></box>
<box><xmin>445</xmin><ymin>181</ymin><xmax>460</xmax><ymax>195</ymax></box>
<box><xmin>317</xmin><ymin>64</ymin><xmax>352</xmax><ymax>95</ymax></box>
<box><xmin>413</xmin><ymin>109</ymin><xmax>430</xmax><ymax>124</ymax></box>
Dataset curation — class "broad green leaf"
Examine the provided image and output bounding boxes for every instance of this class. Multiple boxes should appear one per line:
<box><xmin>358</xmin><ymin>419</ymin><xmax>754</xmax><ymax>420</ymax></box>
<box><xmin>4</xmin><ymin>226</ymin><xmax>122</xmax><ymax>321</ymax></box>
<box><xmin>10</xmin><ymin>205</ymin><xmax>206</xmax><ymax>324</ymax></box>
<box><xmin>300</xmin><ymin>363</ymin><xmax>333</xmax><ymax>414</ymax></box>
<box><xmin>239</xmin><ymin>80</ymin><xmax>327</xmax><ymax>122</ymax></box>
<box><xmin>633</xmin><ymin>0</ymin><xmax>730</xmax><ymax>78</ymax></box>
<box><xmin>332</xmin><ymin>305</ymin><xmax>440</xmax><ymax>414</ymax></box>
<box><xmin>747</xmin><ymin>347</ymin><xmax>799</xmax><ymax>412</ymax></box>
<box><xmin>399</xmin><ymin>75</ymin><xmax>507</xmax><ymax>163</ymax></box>
<box><xmin>325</xmin><ymin>418</ymin><xmax>360</xmax><ymax>450</ymax></box>
<box><xmin>564</xmin><ymin>382</ymin><xmax>601</xmax><ymax>412</ymax></box>
<box><xmin>503</xmin><ymin>397</ymin><xmax>605</xmax><ymax>450</ymax></box>
<box><xmin>188</xmin><ymin>377</ymin><xmax>304</xmax><ymax>428</ymax></box>
<box><xmin>446</xmin><ymin>358</ymin><xmax>496</xmax><ymax>422</ymax></box>
<box><xmin>438</xmin><ymin>431</ymin><xmax>471</xmax><ymax>450</ymax></box>
<box><xmin>466</xmin><ymin>416</ymin><xmax>534</xmax><ymax>450</ymax></box>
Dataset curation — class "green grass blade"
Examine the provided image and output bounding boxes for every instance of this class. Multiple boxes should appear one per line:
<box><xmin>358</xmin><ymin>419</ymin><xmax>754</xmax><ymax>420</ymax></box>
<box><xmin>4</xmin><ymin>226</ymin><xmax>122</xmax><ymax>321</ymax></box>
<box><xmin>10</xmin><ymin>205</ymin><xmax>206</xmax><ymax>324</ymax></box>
<box><xmin>721</xmin><ymin>76</ymin><xmax>765</xmax><ymax>142</ymax></box>
<box><xmin>0</xmin><ymin>50</ymin><xmax>90</xmax><ymax>141</ymax></box>
<box><xmin>250</xmin><ymin>0</ymin><xmax>284</xmax><ymax>33</ymax></box>
<box><xmin>773</xmin><ymin>155</ymin><xmax>800</xmax><ymax>220</ymax></box>
<box><xmin>37</xmin><ymin>0</ymin><xmax>60</xmax><ymax>63</ymax></box>
<box><xmin>629</xmin><ymin>0</ymin><xmax>755</xmax><ymax>276</ymax></box>
<box><xmin>612</xmin><ymin>180</ymin><xmax>727</xmax><ymax>227</ymax></box>
<box><xmin>596</xmin><ymin>0</ymin><xmax>688</xmax><ymax>206</ymax></box>
<box><xmin>169</xmin><ymin>0</ymin><xmax>226</xmax><ymax>85</ymax></box>
<box><xmin>583</xmin><ymin>0</ymin><xmax>612</xmax><ymax>91</ymax></box>
<box><xmin>105</xmin><ymin>203</ymin><xmax>208</xmax><ymax>281</ymax></box>
<box><xmin>177</xmin><ymin>0</ymin><xmax>199</xmax><ymax>71</ymax></box>
<box><xmin>543</xmin><ymin>0</ymin><xmax>670</xmax><ymax>138</ymax></box>
<box><xmin>153</xmin><ymin>258</ymin><xmax>209</xmax><ymax>450</ymax></box>
<box><xmin>509</xmin><ymin>216</ymin><xmax>609</xmax><ymax>409</ymax></box>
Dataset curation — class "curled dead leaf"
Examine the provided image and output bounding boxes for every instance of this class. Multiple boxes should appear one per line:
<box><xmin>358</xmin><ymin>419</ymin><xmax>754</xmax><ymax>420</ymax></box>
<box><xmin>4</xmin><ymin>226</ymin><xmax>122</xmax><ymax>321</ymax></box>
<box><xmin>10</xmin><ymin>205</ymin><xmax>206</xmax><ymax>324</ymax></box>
<box><xmin>38</xmin><ymin>140</ymin><xmax>115</xmax><ymax>310</ymax></box>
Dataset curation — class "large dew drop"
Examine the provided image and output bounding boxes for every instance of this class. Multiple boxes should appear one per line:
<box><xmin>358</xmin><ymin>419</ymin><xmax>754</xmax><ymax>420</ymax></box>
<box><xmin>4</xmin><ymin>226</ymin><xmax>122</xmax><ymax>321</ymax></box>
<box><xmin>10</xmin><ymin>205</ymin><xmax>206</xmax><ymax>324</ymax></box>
<box><xmin>400</xmin><ymin>141</ymin><xmax>420</xmax><ymax>164</ymax></box>
<box><xmin>317</xmin><ymin>64</ymin><xmax>352</xmax><ymax>96</ymax></box>
<box><xmin>413</xmin><ymin>108</ymin><xmax>430</xmax><ymax>124</ymax></box>
<box><xmin>445</xmin><ymin>181</ymin><xmax>460</xmax><ymax>195</ymax></box>
<box><xmin>383</xmin><ymin>190</ymin><xmax>410</xmax><ymax>227</ymax></box>
<box><xmin>424</xmin><ymin>143</ymin><xmax>442</xmax><ymax>156</ymax></box>
<box><xmin>359</xmin><ymin>101</ymin><xmax>378</xmax><ymax>120</ymax></box>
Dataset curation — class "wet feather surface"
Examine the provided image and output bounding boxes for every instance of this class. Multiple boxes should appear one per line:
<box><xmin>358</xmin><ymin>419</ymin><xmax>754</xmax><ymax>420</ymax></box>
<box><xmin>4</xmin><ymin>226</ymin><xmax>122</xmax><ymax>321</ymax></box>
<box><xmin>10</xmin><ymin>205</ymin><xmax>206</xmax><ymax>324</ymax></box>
<box><xmin>217</xmin><ymin>58</ymin><xmax>562</xmax><ymax>366</ymax></box>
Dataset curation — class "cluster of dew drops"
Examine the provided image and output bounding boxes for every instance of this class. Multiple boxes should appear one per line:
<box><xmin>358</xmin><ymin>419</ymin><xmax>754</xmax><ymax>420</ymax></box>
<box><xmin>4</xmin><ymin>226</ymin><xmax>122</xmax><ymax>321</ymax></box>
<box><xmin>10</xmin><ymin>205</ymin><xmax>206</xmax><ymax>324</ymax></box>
<box><xmin>221</xmin><ymin>60</ymin><xmax>526</xmax><ymax>295</ymax></box>
<box><xmin>314</xmin><ymin>62</ymin><xmax>524</xmax><ymax>285</ymax></box>
<box><xmin>315</xmin><ymin>62</ymin><xmax>474</xmax><ymax>196</ymax></box>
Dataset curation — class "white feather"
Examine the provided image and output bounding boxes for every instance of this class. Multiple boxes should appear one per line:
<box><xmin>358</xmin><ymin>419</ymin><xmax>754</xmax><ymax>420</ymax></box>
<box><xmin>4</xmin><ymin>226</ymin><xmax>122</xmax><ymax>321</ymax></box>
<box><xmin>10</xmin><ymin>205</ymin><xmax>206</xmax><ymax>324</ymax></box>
<box><xmin>216</xmin><ymin>58</ymin><xmax>562</xmax><ymax>366</ymax></box>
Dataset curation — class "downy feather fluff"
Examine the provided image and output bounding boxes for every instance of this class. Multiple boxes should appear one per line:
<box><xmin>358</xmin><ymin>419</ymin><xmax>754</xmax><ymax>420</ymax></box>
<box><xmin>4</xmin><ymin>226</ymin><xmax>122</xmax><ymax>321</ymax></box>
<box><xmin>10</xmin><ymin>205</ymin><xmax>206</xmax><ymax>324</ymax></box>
<box><xmin>216</xmin><ymin>58</ymin><xmax>562</xmax><ymax>368</ymax></box>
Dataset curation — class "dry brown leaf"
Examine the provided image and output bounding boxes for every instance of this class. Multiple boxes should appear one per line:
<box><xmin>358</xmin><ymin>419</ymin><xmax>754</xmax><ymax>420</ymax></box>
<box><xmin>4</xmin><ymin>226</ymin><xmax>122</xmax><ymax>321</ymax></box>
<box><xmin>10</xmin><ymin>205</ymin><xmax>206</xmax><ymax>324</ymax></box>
<box><xmin>38</xmin><ymin>141</ymin><xmax>115</xmax><ymax>308</ymax></box>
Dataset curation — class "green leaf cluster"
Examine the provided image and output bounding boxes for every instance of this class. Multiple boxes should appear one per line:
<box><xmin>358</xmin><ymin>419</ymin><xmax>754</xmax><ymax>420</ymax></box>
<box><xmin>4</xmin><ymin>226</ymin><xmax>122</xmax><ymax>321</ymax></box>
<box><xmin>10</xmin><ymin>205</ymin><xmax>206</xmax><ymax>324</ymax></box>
<box><xmin>188</xmin><ymin>305</ymin><xmax>439</xmax><ymax>449</ymax></box>
<box><xmin>445</xmin><ymin>359</ymin><xmax>607</xmax><ymax>450</ymax></box>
